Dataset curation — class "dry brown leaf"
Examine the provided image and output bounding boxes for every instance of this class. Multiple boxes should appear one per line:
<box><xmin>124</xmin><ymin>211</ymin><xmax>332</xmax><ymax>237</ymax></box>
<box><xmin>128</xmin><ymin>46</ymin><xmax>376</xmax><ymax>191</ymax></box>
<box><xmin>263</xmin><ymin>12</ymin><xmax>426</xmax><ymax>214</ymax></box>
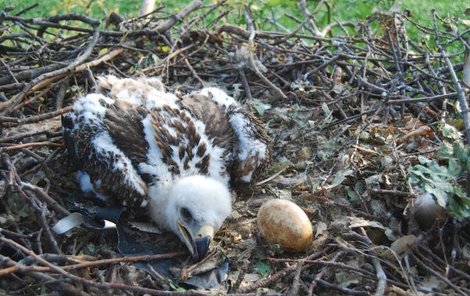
<box><xmin>381</xmin><ymin>234</ymin><xmax>417</xmax><ymax>260</ymax></box>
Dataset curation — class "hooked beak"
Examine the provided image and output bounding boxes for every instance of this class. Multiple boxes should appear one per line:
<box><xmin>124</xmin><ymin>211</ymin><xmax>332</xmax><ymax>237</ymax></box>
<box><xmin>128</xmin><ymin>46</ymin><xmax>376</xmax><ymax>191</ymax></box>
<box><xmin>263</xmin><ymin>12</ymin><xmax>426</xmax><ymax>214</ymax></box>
<box><xmin>177</xmin><ymin>222</ymin><xmax>215</xmax><ymax>261</ymax></box>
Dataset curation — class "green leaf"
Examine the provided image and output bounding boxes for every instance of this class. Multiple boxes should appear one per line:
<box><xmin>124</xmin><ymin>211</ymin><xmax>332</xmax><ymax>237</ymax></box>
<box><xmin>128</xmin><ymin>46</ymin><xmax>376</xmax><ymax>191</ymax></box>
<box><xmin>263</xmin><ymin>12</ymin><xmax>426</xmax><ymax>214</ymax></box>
<box><xmin>169</xmin><ymin>281</ymin><xmax>186</xmax><ymax>292</ymax></box>
<box><xmin>266</xmin><ymin>0</ymin><xmax>283</xmax><ymax>6</ymax></box>
<box><xmin>448</xmin><ymin>190</ymin><xmax>470</xmax><ymax>219</ymax></box>
<box><xmin>441</xmin><ymin>123</ymin><xmax>461</xmax><ymax>140</ymax></box>
<box><xmin>408</xmin><ymin>136</ymin><xmax>470</xmax><ymax>219</ymax></box>
<box><xmin>254</xmin><ymin>261</ymin><xmax>271</xmax><ymax>277</ymax></box>
<box><xmin>417</xmin><ymin>155</ymin><xmax>432</xmax><ymax>165</ymax></box>
<box><xmin>347</xmin><ymin>187</ymin><xmax>360</xmax><ymax>206</ymax></box>
<box><xmin>321</xmin><ymin>102</ymin><xmax>334</xmax><ymax>123</ymax></box>
<box><xmin>437</xmin><ymin>142</ymin><xmax>454</xmax><ymax>159</ymax></box>
<box><xmin>423</xmin><ymin>186</ymin><xmax>447</xmax><ymax>207</ymax></box>
<box><xmin>447</xmin><ymin>158</ymin><xmax>460</xmax><ymax>176</ymax></box>
<box><xmin>251</xmin><ymin>99</ymin><xmax>271</xmax><ymax>116</ymax></box>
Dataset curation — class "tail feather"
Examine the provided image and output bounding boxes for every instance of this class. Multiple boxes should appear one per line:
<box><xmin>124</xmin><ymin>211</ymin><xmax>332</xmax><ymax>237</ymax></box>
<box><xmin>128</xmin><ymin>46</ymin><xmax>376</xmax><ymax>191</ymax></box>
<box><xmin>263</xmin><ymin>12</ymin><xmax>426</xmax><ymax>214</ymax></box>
<box><xmin>62</xmin><ymin>115</ymin><xmax>81</xmax><ymax>168</ymax></box>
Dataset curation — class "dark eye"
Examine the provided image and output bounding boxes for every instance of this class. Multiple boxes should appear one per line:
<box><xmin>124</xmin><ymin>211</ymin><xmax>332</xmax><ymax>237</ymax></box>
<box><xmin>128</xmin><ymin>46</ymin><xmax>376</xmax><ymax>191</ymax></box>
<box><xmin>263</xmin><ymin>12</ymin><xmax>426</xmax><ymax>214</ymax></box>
<box><xmin>181</xmin><ymin>207</ymin><xmax>192</xmax><ymax>221</ymax></box>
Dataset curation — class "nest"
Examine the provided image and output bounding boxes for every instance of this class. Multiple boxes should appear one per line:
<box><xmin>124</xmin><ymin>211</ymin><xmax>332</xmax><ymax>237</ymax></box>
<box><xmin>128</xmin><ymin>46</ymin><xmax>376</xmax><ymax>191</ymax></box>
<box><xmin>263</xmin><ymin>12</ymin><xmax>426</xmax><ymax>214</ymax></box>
<box><xmin>1</xmin><ymin>1</ymin><xmax>470</xmax><ymax>295</ymax></box>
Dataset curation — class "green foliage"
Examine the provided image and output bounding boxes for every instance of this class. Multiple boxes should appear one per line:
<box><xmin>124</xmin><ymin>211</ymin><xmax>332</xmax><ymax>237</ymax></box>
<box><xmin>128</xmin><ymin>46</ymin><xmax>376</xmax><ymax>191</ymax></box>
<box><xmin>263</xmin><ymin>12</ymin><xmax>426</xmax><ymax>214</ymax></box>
<box><xmin>408</xmin><ymin>123</ymin><xmax>470</xmax><ymax>219</ymax></box>
<box><xmin>3</xmin><ymin>0</ymin><xmax>468</xmax><ymax>40</ymax></box>
<box><xmin>2</xmin><ymin>0</ymin><xmax>468</xmax><ymax>57</ymax></box>
<box><xmin>2</xmin><ymin>0</ymin><xmax>141</xmax><ymax>20</ymax></box>
<box><xmin>254</xmin><ymin>260</ymin><xmax>271</xmax><ymax>276</ymax></box>
<box><xmin>251</xmin><ymin>99</ymin><xmax>271</xmax><ymax>116</ymax></box>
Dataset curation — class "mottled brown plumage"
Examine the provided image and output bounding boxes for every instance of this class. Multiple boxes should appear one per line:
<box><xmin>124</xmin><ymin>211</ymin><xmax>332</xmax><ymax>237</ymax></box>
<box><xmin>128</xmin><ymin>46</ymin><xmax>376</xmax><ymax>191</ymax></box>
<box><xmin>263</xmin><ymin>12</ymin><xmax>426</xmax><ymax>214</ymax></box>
<box><xmin>62</xmin><ymin>75</ymin><xmax>272</xmax><ymax>259</ymax></box>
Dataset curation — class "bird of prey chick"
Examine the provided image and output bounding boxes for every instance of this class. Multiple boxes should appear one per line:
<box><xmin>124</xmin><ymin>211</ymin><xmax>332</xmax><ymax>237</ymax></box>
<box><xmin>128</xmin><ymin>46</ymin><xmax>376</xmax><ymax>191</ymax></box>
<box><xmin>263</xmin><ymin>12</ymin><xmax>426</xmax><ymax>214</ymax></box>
<box><xmin>62</xmin><ymin>75</ymin><xmax>272</xmax><ymax>260</ymax></box>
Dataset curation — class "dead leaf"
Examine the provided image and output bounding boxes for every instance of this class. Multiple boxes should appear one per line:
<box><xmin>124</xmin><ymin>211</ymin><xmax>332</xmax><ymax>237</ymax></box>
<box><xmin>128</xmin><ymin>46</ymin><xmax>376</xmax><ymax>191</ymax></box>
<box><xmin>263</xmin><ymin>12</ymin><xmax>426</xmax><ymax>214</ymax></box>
<box><xmin>347</xmin><ymin>216</ymin><xmax>385</xmax><ymax>230</ymax></box>
<box><xmin>381</xmin><ymin>235</ymin><xmax>417</xmax><ymax>260</ymax></box>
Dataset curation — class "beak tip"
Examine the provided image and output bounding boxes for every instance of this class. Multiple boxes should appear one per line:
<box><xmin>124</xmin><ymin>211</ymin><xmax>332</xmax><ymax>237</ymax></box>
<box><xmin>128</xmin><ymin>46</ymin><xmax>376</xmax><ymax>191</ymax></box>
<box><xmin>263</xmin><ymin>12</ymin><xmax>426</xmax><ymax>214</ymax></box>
<box><xmin>193</xmin><ymin>235</ymin><xmax>211</xmax><ymax>261</ymax></box>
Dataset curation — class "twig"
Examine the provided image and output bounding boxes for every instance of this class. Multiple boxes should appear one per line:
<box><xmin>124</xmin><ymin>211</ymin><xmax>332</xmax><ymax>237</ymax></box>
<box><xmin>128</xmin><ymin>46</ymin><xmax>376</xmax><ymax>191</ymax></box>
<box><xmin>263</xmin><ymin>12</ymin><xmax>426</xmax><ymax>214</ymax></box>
<box><xmin>1</xmin><ymin>142</ymin><xmax>62</xmax><ymax>151</ymax></box>
<box><xmin>307</xmin><ymin>251</ymin><xmax>345</xmax><ymax>295</ymax></box>
<box><xmin>20</xmin><ymin>182</ymin><xmax>70</xmax><ymax>217</ymax></box>
<box><xmin>413</xmin><ymin>253</ymin><xmax>469</xmax><ymax>296</ymax></box>
<box><xmin>368</xmin><ymin>188</ymin><xmax>411</xmax><ymax>197</ymax></box>
<box><xmin>316</xmin><ymin>279</ymin><xmax>368</xmax><ymax>296</ymax></box>
<box><xmin>387</xmin><ymin>92</ymin><xmax>457</xmax><ymax>104</ymax></box>
<box><xmin>372</xmin><ymin>256</ymin><xmax>387</xmax><ymax>296</ymax></box>
<box><xmin>155</xmin><ymin>0</ymin><xmax>202</xmax><ymax>33</ymax></box>
<box><xmin>0</xmin><ymin>255</ymin><xmax>91</xmax><ymax>296</ymax></box>
<box><xmin>256</xmin><ymin>166</ymin><xmax>289</xmax><ymax>186</ymax></box>
<box><xmin>298</xmin><ymin>0</ymin><xmax>321</xmax><ymax>37</ymax></box>
<box><xmin>238</xmin><ymin>69</ymin><xmax>253</xmax><ymax>101</ymax></box>
<box><xmin>441</xmin><ymin>50</ymin><xmax>470</xmax><ymax>143</ymax></box>
<box><xmin>287</xmin><ymin>260</ymin><xmax>304</xmax><ymax>296</ymax></box>
<box><xmin>0</xmin><ymin>20</ymin><xmax>100</xmax><ymax>114</ymax></box>
<box><xmin>304</xmin><ymin>52</ymin><xmax>341</xmax><ymax>79</ymax></box>
<box><xmin>432</xmin><ymin>11</ymin><xmax>470</xmax><ymax>144</ymax></box>
<box><xmin>184</xmin><ymin>58</ymin><xmax>205</xmax><ymax>87</ymax></box>
<box><xmin>1</xmin><ymin>153</ymin><xmax>70</xmax><ymax>216</ymax></box>
<box><xmin>14</xmin><ymin>3</ymin><xmax>39</xmax><ymax>16</ymax></box>
<box><xmin>237</xmin><ymin>248</ymin><xmax>330</xmax><ymax>293</ymax></box>
<box><xmin>0</xmin><ymin>106</ymin><xmax>72</xmax><ymax>127</ymax></box>
<box><xmin>0</xmin><ymin>237</ymin><xmax>209</xmax><ymax>296</ymax></box>
<box><xmin>0</xmin><ymin>252</ymin><xmax>186</xmax><ymax>275</ymax></box>
<box><xmin>0</xmin><ymin>58</ymin><xmax>19</xmax><ymax>84</ymax></box>
<box><xmin>0</xmin><ymin>129</ymin><xmax>54</xmax><ymax>144</ymax></box>
<box><xmin>243</xmin><ymin>6</ymin><xmax>287</xmax><ymax>100</ymax></box>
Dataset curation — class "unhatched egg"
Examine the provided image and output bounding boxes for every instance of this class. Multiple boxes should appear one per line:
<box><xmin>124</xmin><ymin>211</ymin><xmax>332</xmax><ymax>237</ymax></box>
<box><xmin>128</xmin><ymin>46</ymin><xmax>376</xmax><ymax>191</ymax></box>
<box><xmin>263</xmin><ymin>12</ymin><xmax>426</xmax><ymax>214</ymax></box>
<box><xmin>413</xmin><ymin>192</ymin><xmax>448</xmax><ymax>230</ymax></box>
<box><xmin>257</xmin><ymin>199</ymin><xmax>313</xmax><ymax>252</ymax></box>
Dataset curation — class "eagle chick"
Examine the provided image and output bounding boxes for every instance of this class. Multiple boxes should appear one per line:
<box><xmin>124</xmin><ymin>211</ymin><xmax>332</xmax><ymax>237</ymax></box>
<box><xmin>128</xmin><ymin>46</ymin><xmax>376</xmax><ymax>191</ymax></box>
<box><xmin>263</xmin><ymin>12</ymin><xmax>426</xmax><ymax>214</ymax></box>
<box><xmin>62</xmin><ymin>76</ymin><xmax>272</xmax><ymax>260</ymax></box>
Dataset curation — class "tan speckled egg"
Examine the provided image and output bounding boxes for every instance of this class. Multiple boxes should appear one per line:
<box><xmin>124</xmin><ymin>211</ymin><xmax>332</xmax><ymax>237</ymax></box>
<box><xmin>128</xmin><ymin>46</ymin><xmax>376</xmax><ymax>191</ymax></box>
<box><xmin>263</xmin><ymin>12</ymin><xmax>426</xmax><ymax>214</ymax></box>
<box><xmin>257</xmin><ymin>199</ymin><xmax>313</xmax><ymax>252</ymax></box>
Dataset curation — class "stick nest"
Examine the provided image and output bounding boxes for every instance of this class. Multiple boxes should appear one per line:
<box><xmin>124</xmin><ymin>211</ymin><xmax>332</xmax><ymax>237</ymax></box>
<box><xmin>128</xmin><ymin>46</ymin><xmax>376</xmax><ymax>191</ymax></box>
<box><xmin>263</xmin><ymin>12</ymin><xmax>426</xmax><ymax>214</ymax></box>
<box><xmin>1</xmin><ymin>1</ymin><xmax>470</xmax><ymax>295</ymax></box>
